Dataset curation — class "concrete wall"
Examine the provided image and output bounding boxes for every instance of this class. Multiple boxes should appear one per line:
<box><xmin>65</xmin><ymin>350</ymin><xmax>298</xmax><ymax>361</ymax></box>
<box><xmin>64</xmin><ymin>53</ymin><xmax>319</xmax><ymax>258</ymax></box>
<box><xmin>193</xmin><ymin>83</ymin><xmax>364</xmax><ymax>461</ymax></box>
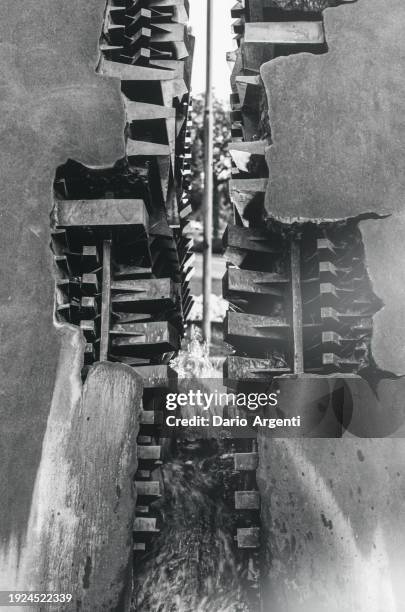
<box><xmin>262</xmin><ymin>0</ymin><xmax>405</xmax><ymax>221</ymax></box>
<box><xmin>261</xmin><ymin>0</ymin><xmax>405</xmax><ymax>374</ymax></box>
<box><xmin>19</xmin><ymin>359</ymin><xmax>142</xmax><ymax>610</ymax></box>
<box><xmin>258</xmin><ymin>435</ymin><xmax>405</xmax><ymax>612</ymax></box>
<box><xmin>258</xmin><ymin>2</ymin><xmax>405</xmax><ymax>610</ymax></box>
<box><xmin>0</xmin><ymin>0</ymin><xmax>124</xmax><ymax>586</ymax></box>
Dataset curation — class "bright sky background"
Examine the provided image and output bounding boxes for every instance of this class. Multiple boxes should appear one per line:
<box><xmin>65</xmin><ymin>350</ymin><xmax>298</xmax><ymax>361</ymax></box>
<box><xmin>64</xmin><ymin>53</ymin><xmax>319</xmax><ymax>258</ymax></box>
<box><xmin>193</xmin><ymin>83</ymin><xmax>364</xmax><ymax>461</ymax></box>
<box><xmin>188</xmin><ymin>0</ymin><xmax>236</xmax><ymax>100</ymax></box>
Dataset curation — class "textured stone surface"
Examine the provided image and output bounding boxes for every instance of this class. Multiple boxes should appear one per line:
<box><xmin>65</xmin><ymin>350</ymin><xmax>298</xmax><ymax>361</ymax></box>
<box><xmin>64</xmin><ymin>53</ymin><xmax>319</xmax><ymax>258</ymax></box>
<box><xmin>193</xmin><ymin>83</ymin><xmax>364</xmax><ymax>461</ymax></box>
<box><xmin>261</xmin><ymin>0</ymin><xmax>405</xmax><ymax>374</ymax></box>
<box><xmin>19</xmin><ymin>360</ymin><xmax>142</xmax><ymax>610</ymax></box>
<box><xmin>265</xmin><ymin>0</ymin><xmax>340</xmax><ymax>8</ymax></box>
<box><xmin>258</xmin><ymin>5</ymin><xmax>405</xmax><ymax>604</ymax></box>
<box><xmin>0</xmin><ymin>0</ymin><xmax>124</xmax><ymax>584</ymax></box>
<box><xmin>359</xmin><ymin>215</ymin><xmax>405</xmax><ymax>375</ymax></box>
<box><xmin>262</xmin><ymin>0</ymin><xmax>405</xmax><ymax>221</ymax></box>
<box><xmin>258</xmin><ymin>436</ymin><xmax>405</xmax><ymax>612</ymax></box>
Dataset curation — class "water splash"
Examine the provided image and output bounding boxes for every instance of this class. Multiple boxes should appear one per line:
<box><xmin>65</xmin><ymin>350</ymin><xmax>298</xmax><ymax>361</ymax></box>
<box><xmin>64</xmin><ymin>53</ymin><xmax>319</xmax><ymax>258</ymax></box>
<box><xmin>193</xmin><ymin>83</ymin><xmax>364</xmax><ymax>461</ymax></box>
<box><xmin>171</xmin><ymin>326</ymin><xmax>217</xmax><ymax>379</ymax></box>
<box><xmin>132</xmin><ymin>453</ymin><xmax>254</xmax><ymax>612</ymax></box>
<box><xmin>132</xmin><ymin>331</ymin><xmax>258</xmax><ymax>611</ymax></box>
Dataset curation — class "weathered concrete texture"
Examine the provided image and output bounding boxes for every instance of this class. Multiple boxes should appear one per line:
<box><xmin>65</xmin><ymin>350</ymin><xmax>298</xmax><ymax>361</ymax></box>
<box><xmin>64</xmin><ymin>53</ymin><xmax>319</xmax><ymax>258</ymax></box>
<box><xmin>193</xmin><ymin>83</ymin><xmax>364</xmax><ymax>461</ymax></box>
<box><xmin>265</xmin><ymin>0</ymin><xmax>340</xmax><ymax>8</ymax></box>
<box><xmin>360</xmin><ymin>214</ymin><xmax>405</xmax><ymax>375</ymax></box>
<box><xmin>266</xmin><ymin>375</ymin><xmax>405</xmax><ymax>439</ymax></box>
<box><xmin>262</xmin><ymin>0</ymin><xmax>405</xmax><ymax>221</ymax></box>
<box><xmin>261</xmin><ymin>1</ymin><xmax>405</xmax><ymax>375</ymax></box>
<box><xmin>258</xmin><ymin>436</ymin><xmax>405</xmax><ymax>612</ymax></box>
<box><xmin>0</xmin><ymin>0</ymin><xmax>124</xmax><ymax>582</ymax></box>
<box><xmin>18</xmin><ymin>358</ymin><xmax>142</xmax><ymax>611</ymax></box>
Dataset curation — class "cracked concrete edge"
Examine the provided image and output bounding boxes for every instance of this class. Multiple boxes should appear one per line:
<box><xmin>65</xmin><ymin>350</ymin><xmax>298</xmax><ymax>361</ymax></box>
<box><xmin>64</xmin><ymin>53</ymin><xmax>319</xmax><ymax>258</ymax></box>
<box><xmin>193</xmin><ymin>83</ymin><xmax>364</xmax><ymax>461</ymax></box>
<box><xmin>18</xmin><ymin>348</ymin><xmax>143</xmax><ymax>607</ymax></box>
<box><xmin>359</xmin><ymin>213</ymin><xmax>405</xmax><ymax>376</ymax></box>
<box><xmin>259</xmin><ymin>0</ymin><xmax>405</xmax><ymax>222</ymax></box>
<box><xmin>252</xmin><ymin>2</ymin><xmax>405</xmax><ymax>377</ymax></box>
<box><xmin>0</xmin><ymin>0</ymin><xmax>128</xmax><ymax>582</ymax></box>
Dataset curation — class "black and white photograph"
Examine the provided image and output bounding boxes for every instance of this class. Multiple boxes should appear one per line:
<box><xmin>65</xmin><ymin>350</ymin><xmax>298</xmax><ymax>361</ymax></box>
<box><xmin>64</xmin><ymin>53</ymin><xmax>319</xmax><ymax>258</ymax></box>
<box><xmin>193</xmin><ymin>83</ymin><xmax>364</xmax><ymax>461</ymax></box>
<box><xmin>0</xmin><ymin>0</ymin><xmax>404</xmax><ymax>610</ymax></box>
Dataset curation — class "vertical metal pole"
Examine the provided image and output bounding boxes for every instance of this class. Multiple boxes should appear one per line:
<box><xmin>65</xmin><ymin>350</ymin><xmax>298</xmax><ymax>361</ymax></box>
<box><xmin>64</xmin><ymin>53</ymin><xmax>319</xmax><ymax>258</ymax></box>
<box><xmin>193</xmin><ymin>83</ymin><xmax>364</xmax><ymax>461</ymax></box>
<box><xmin>100</xmin><ymin>240</ymin><xmax>112</xmax><ymax>362</ymax></box>
<box><xmin>202</xmin><ymin>0</ymin><xmax>214</xmax><ymax>348</ymax></box>
<box><xmin>290</xmin><ymin>239</ymin><xmax>304</xmax><ymax>374</ymax></box>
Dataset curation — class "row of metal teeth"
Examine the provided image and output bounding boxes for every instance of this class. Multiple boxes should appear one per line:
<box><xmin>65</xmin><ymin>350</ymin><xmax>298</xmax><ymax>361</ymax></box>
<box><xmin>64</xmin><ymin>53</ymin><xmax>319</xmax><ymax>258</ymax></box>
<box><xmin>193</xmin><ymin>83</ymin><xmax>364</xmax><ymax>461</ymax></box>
<box><xmin>51</xmin><ymin>0</ymin><xmax>195</xmax><ymax>556</ymax></box>
<box><xmin>228</xmin><ymin>0</ymin><xmax>330</xmax><ymax>146</ymax></box>
<box><xmin>233</xmin><ymin>449</ymin><xmax>260</xmax><ymax>552</ymax></box>
<box><xmin>100</xmin><ymin>0</ymin><xmax>191</xmax><ymax>65</ymax></box>
<box><xmin>224</xmin><ymin>0</ymin><xmax>376</xmax><ymax>378</ymax></box>
<box><xmin>222</xmin><ymin>0</ymin><xmax>377</xmax><ymax>599</ymax></box>
<box><xmin>221</xmin><ymin>227</ymin><xmax>376</xmax><ymax>376</ymax></box>
<box><xmin>134</xmin><ymin>369</ymin><xmax>175</xmax><ymax>552</ymax></box>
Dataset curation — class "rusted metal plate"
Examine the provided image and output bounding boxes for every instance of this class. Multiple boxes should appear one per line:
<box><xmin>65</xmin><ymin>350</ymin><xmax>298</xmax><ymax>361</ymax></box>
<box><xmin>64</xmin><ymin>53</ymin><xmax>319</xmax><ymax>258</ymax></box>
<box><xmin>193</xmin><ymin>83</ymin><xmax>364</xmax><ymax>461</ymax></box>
<box><xmin>54</xmin><ymin>255</ymin><xmax>71</xmax><ymax>276</ymax></box>
<box><xmin>149</xmin><ymin>218</ymin><xmax>174</xmax><ymax>238</ymax></box>
<box><xmin>244</xmin><ymin>0</ymin><xmax>263</xmax><ymax>21</ymax></box>
<box><xmin>124</xmin><ymin>100</ymin><xmax>176</xmax><ymax>121</ymax></box>
<box><xmin>230</xmin><ymin>178</ymin><xmax>268</xmax><ymax>193</ymax></box>
<box><xmin>100</xmin><ymin>240</ymin><xmax>112</xmax><ymax>362</ymax></box>
<box><xmin>57</xmin><ymin>279</ymin><xmax>80</xmax><ymax>300</ymax></box>
<box><xmin>98</xmin><ymin>57</ymin><xmax>176</xmax><ymax>81</ymax></box>
<box><xmin>134</xmin><ymin>518</ymin><xmax>159</xmax><ymax>532</ymax></box>
<box><xmin>244</xmin><ymin>21</ymin><xmax>325</xmax><ymax>44</ymax></box>
<box><xmin>319</xmin><ymin>261</ymin><xmax>338</xmax><ymax>279</ymax></box>
<box><xmin>320</xmin><ymin>307</ymin><xmax>341</xmax><ymax>325</ymax></box>
<box><xmin>110</xmin><ymin>321</ymin><xmax>180</xmax><ymax>354</ymax></box>
<box><xmin>224</xmin><ymin>356</ymin><xmax>290</xmax><ymax>384</ymax></box>
<box><xmin>321</xmin><ymin>307</ymin><xmax>372</xmax><ymax>326</ymax></box>
<box><xmin>111</xmin><ymin>278</ymin><xmax>177</xmax><ymax>311</ymax></box>
<box><xmin>322</xmin><ymin>353</ymin><xmax>361</xmax><ymax>372</ymax></box>
<box><xmin>126</xmin><ymin>140</ymin><xmax>171</xmax><ymax>157</ymax></box>
<box><xmin>150</xmin><ymin>23</ymin><xmax>186</xmax><ymax>43</ymax></box>
<box><xmin>321</xmin><ymin>331</ymin><xmax>343</xmax><ymax>348</ymax></box>
<box><xmin>225</xmin><ymin>312</ymin><xmax>290</xmax><ymax>345</ymax></box>
<box><xmin>80</xmin><ymin>297</ymin><xmax>98</xmax><ymax>318</ymax></box>
<box><xmin>320</xmin><ymin>282</ymin><xmax>339</xmax><ymax>301</ymax></box>
<box><xmin>80</xmin><ymin>320</ymin><xmax>96</xmax><ymax>342</ymax></box>
<box><xmin>223</xmin><ymin>268</ymin><xmax>288</xmax><ymax>300</ymax></box>
<box><xmin>223</xmin><ymin>225</ymin><xmax>277</xmax><ymax>252</ymax></box>
<box><xmin>84</xmin><ymin>343</ymin><xmax>95</xmax><ymax>364</ymax></box>
<box><xmin>234</xmin><ymin>452</ymin><xmax>258</xmax><ymax>471</ymax></box>
<box><xmin>133</xmin><ymin>364</ymin><xmax>177</xmax><ymax>390</ymax></box>
<box><xmin>140</xmin><ymin>410</ymin><xmax>161</xmax><ymax>425</ymax></box>
<box><xmin>317</xmin><ymin>238</ymin><xmax>338</xmax><ymax>256</ymax></box>
<box><xmin>235</xmin><ymin>75</ymin><xmax>261</xmax><ymax>87</ymax></box>
<box><xmin>57</xmin><ymin>302</ymin><xmax>79</xmax><ymax>323</ymax></box>
<box><xmin>137</xmin><ymin>445</ymin><xmax>161</xmax><ymax>461</ymax></box>
<box><xmin>55</xmin><ymin>199</ymin><xmax>149</xmax><ymax>228</ymax></box>
<box><xmin>112</xmin><ymin>313</ymin><xmax>154</xmax><ymax>325</ymax></box>
<box><xmin>291</xmin><ymin>240</ymin><xmax>304</xmax><ymax>375</ymax></box>
<box><xmin>231</xmin><ymin>2</ymin><xmax>245</xmax><ymax>19</ymax></box>
<box><xmin>81</xmin><ymin>273</ymin><xmax>99</xmax><ymax>295</ymax></box>
<box><xmin>223</xmin><ymin>225</ymin><xmax>281</xmax><ymax>269</ymax></box>
<box><xmin>236</xmin><ymin>527</ymin><xmax>260</xmax><ymax>549</ymax></box>
<box><xmin>229</xmin><ymin>141</ymin><xmax>266</xmax><ymax>173</ymax></box>
<box><xmin>235</xmin><ymin>491</ymin><xmax>260</xmax><ymax>510</ymax></box>
<box><xmin>135</xmin><ymin>481</ymin><xmax>161</xmax><ymax>497</ymax></box>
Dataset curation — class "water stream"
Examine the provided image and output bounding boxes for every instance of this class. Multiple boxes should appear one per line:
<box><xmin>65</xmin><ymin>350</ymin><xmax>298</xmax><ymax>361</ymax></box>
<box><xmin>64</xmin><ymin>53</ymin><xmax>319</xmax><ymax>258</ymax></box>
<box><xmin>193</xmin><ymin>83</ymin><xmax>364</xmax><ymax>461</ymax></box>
<box><xmin>132</xmin><ymin>330</ymin><xmax>259</xmax><ymax>611</ymax></box>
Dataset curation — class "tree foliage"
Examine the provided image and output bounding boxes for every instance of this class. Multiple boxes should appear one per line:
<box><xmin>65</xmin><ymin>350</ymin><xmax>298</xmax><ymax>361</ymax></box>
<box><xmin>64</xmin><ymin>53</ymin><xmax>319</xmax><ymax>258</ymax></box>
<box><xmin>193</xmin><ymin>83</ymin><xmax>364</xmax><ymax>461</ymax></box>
<box><xmin>190</xmin><ymin>96</ymin><xmax>233</xmax><ymax>241</ymax></box>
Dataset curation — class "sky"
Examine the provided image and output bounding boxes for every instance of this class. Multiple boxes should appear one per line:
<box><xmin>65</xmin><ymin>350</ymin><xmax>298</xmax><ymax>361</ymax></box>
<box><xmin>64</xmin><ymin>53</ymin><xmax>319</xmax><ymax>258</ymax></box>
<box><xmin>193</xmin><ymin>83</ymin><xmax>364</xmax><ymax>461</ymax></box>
<box><xmin>188</xmin><ymin>0</ymin><xmax>236</xmax><ymax>100</ymax></box>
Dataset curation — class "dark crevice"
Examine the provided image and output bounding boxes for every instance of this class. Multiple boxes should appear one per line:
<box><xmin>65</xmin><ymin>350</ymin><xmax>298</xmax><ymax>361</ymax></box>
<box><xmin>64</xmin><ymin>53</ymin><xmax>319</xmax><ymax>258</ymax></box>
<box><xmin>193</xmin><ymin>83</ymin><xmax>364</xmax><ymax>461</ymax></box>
<box><xmin>231</xmin><ymin>0</ymin><xmax>358</xmax><ymax>148</ymax></box>
<box><xmin>224</xmin><ymin>205</ymin><xmax>398</xmax><ymax>390</ymax></box>
<box><xmin>228</xmin><ymin>0</ymin><xmax>393</xmax><ymax>387</ymax></box>
<box><xmin>226</xmin><ymin>212</ymin><xmax>398</xmax><ymax>386</ymax></box>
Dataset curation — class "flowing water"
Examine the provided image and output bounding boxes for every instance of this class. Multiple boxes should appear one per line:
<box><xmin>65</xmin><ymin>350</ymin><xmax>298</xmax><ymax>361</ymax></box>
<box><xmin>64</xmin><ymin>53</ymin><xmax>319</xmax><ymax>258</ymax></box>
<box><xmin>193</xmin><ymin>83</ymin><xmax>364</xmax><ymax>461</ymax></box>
<box><xmin>132</xmin><ymin>330</ymin><xmax>260</xmax><ymax>612</ymax></box>
<box><xmin>132</xmin><ymin>451</ymin><xmax>256</xmax><ymax>611</ymax></box>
